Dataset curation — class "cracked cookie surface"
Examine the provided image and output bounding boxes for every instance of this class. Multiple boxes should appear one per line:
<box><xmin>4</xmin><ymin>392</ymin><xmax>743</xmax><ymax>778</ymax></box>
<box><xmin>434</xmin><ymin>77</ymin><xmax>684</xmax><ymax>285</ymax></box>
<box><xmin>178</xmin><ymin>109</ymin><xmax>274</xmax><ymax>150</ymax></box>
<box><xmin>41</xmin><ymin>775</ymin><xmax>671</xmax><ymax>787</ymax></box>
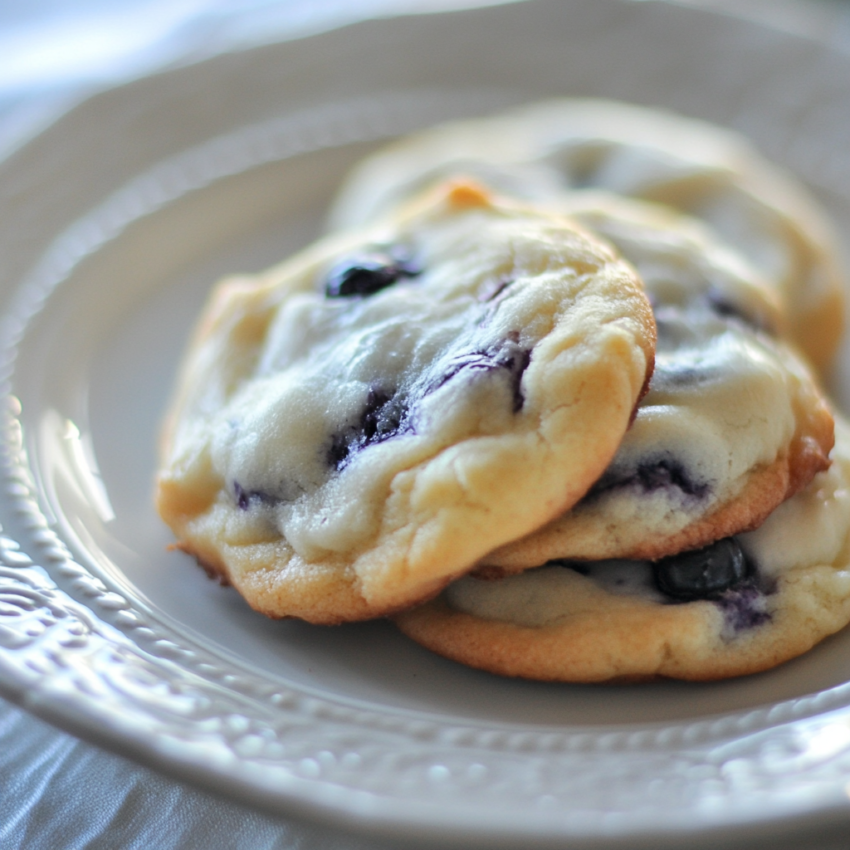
<box><xmin>155</xmin><ymin>181</ymin><xmax>656</xmax><ymax>622</ymax></box>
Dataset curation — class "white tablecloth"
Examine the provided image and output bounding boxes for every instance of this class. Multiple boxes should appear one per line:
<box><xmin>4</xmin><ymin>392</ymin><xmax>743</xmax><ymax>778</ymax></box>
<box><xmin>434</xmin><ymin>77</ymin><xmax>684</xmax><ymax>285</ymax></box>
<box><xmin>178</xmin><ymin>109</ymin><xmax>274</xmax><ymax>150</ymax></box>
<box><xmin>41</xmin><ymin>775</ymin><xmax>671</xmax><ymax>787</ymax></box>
<box><xmin>0</xmin><ymin>702</ymin><xmax>390</xmax><ymax>850</ymax></box>
<box><xmin>2</xmin><ymin>1</ymin><xmax>850</xmax><ymax>847</ymax></box>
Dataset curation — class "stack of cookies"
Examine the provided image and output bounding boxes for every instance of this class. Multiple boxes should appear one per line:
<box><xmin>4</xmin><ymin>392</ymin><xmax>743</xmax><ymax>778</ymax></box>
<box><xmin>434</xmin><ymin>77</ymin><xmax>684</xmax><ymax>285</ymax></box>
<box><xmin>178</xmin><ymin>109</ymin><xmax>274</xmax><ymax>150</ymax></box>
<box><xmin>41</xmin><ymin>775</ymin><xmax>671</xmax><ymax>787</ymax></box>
<box><xmin>156</xmin><ymin>100</ymin><xmax>850</xmax><ymax>681</ymax></box>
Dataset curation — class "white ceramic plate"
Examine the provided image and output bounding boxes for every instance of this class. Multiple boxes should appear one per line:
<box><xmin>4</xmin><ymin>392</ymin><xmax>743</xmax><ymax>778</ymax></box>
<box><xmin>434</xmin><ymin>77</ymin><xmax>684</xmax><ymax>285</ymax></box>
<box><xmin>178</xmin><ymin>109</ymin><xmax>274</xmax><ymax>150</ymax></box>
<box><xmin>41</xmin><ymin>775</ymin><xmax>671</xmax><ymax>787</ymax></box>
<box><xmin>3</xmin><ymin>1</ymin><xmax>850</xmax><ymax>847</ymax></box>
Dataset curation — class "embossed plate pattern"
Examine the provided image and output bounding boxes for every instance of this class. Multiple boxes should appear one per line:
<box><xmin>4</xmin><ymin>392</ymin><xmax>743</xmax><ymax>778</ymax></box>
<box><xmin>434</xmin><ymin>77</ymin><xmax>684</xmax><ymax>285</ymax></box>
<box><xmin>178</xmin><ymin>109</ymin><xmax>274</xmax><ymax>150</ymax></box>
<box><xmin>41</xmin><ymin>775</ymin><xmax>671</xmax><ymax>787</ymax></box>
<box><xmin>2</xmin><ymin>1</ymin><xmax>850</xmax><ymax>846</ymax></box>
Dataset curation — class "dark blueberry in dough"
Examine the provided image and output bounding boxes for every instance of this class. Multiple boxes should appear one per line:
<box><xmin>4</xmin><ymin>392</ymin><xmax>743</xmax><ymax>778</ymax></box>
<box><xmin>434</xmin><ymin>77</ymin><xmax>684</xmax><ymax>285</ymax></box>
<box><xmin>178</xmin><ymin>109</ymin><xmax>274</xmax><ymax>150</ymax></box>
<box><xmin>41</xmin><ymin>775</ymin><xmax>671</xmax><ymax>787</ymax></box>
<box><xmin>588</xmin><ymin>455</ymin><xmax>709</xmax><ymax>501</ymax></box>
<box><xmin>328</xmin><ymin>386</ymin><xmax>412</xmax><ymax>470</ymax></box>
<box><xmin>234</xmin><ymin>481</ymin><xmax>251</xmax><ymax>510</ymax></box>
<box><xmin>358</xmin><ymin>387</ymin><xmax>408</xmax><ymax>445</ymax></box>
<box><xmin>429</xmin><ymin>337</ymin><xmax>531</xmax><ymax>412</ymax></box>
<box><xmin>653</xmin><ymin>537</ymin><xmax>749</xmax><ymax>600</ymax></box>
<box><xmin>634</xmin><ymin>459</ymin><xmax>709</xmax><ymax>498</ymax></box>
<box><xmin>233</xmin><ymin>481</ymin><xmax>278</xmax><ymax>510</ymax></box>
<box><xmin>716</xmin><ymin>583</ymin><xmax>771</xmax><ymax>633</ymax></box>
<box><xmin>705</xmin><ymin>289</ymin><xmax>771</xmax><ymax>333</ymax></box>
<box><xmin>706</xmin><ymin>291</ymin><xmax>747</xmax><ymax>322</ymax></box>
<box><xmin>324</xmin><ymin>249</ymin><xmax>420</xmax><ymax>298</ymax></box>
<box><xmin>327</xmin><ymin>436</ymin><xmax>350</xmax><ymax>470</ymax></box>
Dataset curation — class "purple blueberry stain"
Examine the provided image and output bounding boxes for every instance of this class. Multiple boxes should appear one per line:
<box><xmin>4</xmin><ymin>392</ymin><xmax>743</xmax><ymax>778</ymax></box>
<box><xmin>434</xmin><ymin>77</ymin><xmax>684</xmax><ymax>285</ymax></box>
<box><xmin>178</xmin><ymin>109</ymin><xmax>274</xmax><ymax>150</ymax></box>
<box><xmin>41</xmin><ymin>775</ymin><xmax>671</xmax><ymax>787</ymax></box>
<box><xmin>325</xmin><ymin>333</ymin><xmax>533</xmax><ymax>474</ymax></box>
<box><xmin>428</xmin><ymin>335</ymin><xmax>531</xmax><ymax>413</ymax></box>
<box><xmin>586</xmin><ymin>455</ymin><xmax>710</xmax><ymax>503</ymax></box>
<box><xmin>705</xmin><ymin>288</ymin><xmax>772</xmax><ymax>334</ymax></box>
<box><xmin>234</xmin><ymin>481</ymin><xmax>249</xmax><ymax>510</ymax></box>
<box><xmin>328</xmin><ymin>385</ymin><xmax>412</xmax><ymax>471</ymax></box>
<box><xmin>715</xmin><ymin>582</ymin><xmax>772</xmax><ymax>635</ymax></box>
<box><xmin>233</xmin><ymin>481</ymin><xmax>279</xmax><ymax>510</ymax></box>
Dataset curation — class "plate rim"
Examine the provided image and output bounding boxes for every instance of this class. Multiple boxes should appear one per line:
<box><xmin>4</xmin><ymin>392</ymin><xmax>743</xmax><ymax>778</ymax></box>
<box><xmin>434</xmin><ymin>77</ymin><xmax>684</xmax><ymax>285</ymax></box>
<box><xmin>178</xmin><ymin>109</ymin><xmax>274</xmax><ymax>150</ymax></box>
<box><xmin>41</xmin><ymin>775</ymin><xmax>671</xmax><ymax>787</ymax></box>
<box><xmin>3</xmin><ymin>1</ymin><xmax>850</xmax><ymax>846</ymax></box>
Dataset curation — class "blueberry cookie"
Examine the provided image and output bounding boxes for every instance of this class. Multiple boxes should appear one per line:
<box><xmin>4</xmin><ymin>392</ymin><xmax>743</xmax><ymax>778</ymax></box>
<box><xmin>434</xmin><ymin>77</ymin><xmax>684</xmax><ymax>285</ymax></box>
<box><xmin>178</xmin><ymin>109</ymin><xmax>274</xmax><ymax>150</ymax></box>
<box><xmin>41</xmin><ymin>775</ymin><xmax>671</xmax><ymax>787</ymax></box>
<box><xmin>478</xmin><ymin>193</ymin><xmax>834</xmax><ymax>570</ymax></box>
<box><xmin>394</xmin><ymin>416</ymin><xmax>850</xmax><ymax>682</ymax></box>
<box><xmin>155</xmin><ymin>181</ymin><xmax>656</xmax><ymax>623</ymax></box>
<box><xmin>328</xmin><ymin>99</ymin><xmax>845</xmax><ymax>372</ymax></box>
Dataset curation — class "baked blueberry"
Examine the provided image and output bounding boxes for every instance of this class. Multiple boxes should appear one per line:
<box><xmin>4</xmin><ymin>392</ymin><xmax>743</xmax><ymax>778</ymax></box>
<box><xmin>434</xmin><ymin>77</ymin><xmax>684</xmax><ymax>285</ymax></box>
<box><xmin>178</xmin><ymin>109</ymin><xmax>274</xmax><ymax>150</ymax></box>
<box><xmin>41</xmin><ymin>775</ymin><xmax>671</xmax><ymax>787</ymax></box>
<box><xmin>653</xmin><ymin>537</ymin><xmax>749</xmax><ymax>600</ymax></box>
<box><xmin>233</xmin><ymin>481</ymin><xmax>280</xmax><ymax>509</ymax></box>
<box><xmin>324</xmin><ymin>249</ymin><xmax>419</xmax><ymax>298</ymax></box>
<box><xmin>588</xmin><ymin>456</ymin><xmax>709</xmax><ymax>502</ymax></box>
<box><xmin>328</xmin><ymin>386</ymin><xmax>411</xmax><ymax>470</ymax></box>
<box><xmin>428</xmin><ymin>338</ymin><xmax>531</xmax><ymax>413</ymax></box>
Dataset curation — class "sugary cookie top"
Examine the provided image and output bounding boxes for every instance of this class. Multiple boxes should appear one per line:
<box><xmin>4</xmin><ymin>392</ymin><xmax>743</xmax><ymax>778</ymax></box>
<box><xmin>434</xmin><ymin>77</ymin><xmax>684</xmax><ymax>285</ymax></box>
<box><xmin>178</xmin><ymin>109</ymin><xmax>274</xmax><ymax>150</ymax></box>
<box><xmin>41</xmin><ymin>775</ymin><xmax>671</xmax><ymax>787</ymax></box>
<box><xmin>554</xmin><ymin>191</ymin><xmax>783</xmax><ymax>335</ymax></box>
<box><xmin>156</xmin><ymin>181</ymin><xmax>656</xmax><ymax>620</ymax></box>
<box><xmin>479</xmin><ymin>194</ymin><xmax>833</xmax><ymax>569</ymax></box>
<box><xmin>328</xmin><ymin>98</ymin><xmax>845</xmax><ymax>372</ymax></box>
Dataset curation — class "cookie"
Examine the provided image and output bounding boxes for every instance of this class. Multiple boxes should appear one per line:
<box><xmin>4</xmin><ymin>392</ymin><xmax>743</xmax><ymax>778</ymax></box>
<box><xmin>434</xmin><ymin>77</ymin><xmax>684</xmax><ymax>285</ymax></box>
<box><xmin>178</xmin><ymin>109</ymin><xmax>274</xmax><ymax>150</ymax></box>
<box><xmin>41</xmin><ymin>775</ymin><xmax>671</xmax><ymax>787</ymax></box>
<box><xmin>155</xmin><ymin>181</ymin><xmax>656</xmax><ymax>623</ymax></box>
<box><xmin>394</xmin><ymin>416</ymin><xmax>850</xmax><ymax>683</ymax></box>
<box><xmin>477</xmin><ymin>193</ymin><xmax>834</xmax><ymax>571</ymax></box>
<box><xmin>328</xmin><ymin>98</ymin><xmax>845</xmax><ymax>372</ymax></box>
